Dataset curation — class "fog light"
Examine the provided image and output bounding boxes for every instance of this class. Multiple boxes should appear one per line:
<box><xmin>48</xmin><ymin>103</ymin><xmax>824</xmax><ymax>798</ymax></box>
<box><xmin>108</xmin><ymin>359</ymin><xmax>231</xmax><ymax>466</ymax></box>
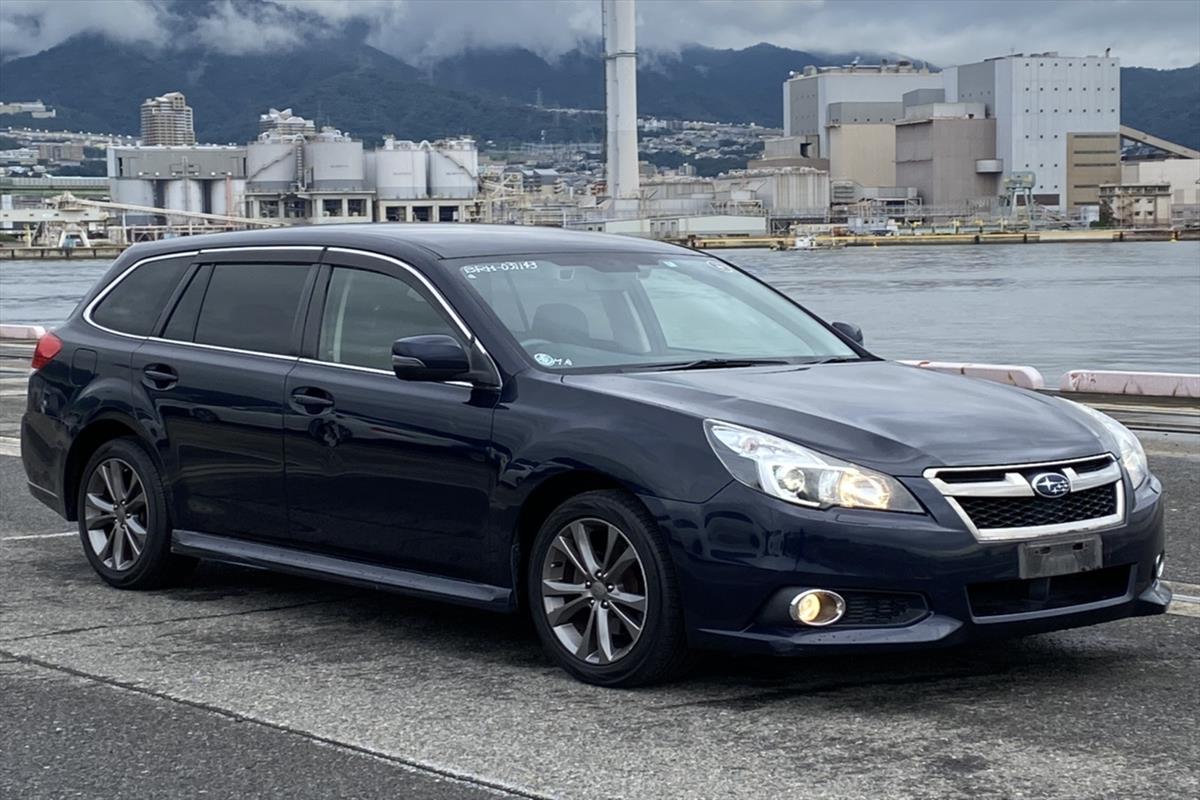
<box><xmin>1155</xmin><ymin>553</ymin><xmax>1165</xmax><ymax>580</ymax></box>
<box><xmin>788</xmin><ymin>589</ymin><xmax>846</xmax><ymax>626</ymax></box>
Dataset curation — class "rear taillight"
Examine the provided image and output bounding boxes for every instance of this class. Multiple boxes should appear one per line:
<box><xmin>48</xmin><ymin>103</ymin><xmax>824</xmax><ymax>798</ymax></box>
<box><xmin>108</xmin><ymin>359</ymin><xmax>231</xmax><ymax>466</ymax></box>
<box><xmin>31</xmin><ymin>332</ymin><xmax>62</xmax><ymax>371</ymax></box>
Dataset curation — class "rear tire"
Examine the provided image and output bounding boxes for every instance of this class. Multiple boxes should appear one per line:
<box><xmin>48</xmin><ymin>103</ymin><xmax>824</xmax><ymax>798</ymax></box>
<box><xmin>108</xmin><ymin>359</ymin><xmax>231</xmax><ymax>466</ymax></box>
<box><xmin>527</xmin><ymin>490</ymin><xmax>690</xmax><ymax>687</ymax></box>
<box><xmin>77</xmin><ymin>437</ymin><xmax>196</xmax><ymax>589</ymax></box>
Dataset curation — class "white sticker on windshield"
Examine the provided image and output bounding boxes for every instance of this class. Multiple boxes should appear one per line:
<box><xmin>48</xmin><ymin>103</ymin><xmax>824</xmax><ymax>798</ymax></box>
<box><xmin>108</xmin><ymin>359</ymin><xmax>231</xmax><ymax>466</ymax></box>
<box><xmin>705</xmin><ymin>258</ymin><xmax>734</xmax><ymax>273</ymax></box>
<box><xmin>461</xmin><ymin>260</ymin><xmax>539</xmax><ymax>279</ymax></box>
<box><xmin>534</xmin><ymin>352</ymin><xmax>573</xmax><ymax>368</ymax></box>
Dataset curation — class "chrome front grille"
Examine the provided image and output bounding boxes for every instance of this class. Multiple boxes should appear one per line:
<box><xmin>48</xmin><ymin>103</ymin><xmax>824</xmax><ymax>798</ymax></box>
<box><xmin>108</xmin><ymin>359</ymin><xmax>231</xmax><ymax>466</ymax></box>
<box><xmin>924</xmin><ymin>454</ymin><xmax>1125</xmax><ymax>541</ymax></box>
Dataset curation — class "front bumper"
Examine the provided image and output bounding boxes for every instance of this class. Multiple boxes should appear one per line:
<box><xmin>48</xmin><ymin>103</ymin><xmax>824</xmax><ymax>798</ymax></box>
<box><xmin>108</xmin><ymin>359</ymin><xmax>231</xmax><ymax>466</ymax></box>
<box><xmin>641</xmin><ymin>474</ymin><xmax>1170</xmax><ymax>656</ymax></box>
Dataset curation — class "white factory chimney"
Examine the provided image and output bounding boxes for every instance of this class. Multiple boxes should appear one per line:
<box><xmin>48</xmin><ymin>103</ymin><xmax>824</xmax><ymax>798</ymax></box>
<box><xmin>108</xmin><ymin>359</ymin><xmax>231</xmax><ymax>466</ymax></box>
<box><xmin>602</xmin><ymin>0</ymin><xmax>640</xmax><ymax>210</ymax></box>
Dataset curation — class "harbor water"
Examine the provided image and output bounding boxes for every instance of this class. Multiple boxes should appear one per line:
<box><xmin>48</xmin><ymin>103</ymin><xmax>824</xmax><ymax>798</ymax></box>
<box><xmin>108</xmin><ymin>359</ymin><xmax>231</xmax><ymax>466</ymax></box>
<box><xmin>1</xmin><ymin>241</ymin><xmax>1197</xmax><ymax>380</ymax></box>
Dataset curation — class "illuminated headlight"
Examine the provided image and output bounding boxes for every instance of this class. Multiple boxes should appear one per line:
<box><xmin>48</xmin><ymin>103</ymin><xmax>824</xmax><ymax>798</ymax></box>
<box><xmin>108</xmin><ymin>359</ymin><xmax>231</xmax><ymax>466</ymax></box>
<box><xmin>1062</xmin><ymin>400</ymin><xmax>1149</xmax><ymax>487</ymax></box>
<box><xmin>704</xmin><ymin>420</ymin><xmax>923</xmax><ymax>513</ymax></box>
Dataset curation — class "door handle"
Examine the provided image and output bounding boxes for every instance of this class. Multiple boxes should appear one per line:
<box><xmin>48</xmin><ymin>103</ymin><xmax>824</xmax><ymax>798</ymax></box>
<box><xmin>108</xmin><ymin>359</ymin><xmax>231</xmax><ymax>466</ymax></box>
<box><xmin>290</xmin><ymin>387</ymin><xmax>335</xmax><ymax>414</ymax></box>
<box><xmin>142</xmin><ymin>364</ymin><xmax>178</xmax><ymax>390</ymax></box>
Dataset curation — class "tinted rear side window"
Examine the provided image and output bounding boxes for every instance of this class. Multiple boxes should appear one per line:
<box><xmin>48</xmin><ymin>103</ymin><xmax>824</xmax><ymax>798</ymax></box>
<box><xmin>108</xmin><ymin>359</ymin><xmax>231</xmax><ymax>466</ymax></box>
<box><xmin>161</xmin><ymin>265</ymin><xmax>211</xmax><ymax>342</ymax></box>
<box><xmin>91</xmin><ymin>257</ymin><xmax>190</xmax><ymax>336</ymax></box>
<box><xmin>193</xmin><ymin>264</ymin><xmax>309</xmax><ymax>355</ymax></box>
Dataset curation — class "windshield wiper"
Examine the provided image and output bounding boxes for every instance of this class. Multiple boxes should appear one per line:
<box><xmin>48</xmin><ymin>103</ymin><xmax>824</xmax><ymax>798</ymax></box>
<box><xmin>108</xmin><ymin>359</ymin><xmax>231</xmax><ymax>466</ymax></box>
<box><xmin>797</xmin><ymin>356</ymin><xmax>865</xmax><ymax>365</ymax></box>
<box><xmin>650</xmin><ymin>358</ymin><xmax>791</xmax><ymax>372</ymax></box>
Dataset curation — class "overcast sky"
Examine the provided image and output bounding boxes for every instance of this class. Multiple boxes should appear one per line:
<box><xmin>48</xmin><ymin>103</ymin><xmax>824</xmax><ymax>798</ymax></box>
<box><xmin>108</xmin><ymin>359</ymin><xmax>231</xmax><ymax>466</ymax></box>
<box><xmin>1</xmin><ymin>0</ymin><xmax>1198</xmax><ymax>68</ymax></box>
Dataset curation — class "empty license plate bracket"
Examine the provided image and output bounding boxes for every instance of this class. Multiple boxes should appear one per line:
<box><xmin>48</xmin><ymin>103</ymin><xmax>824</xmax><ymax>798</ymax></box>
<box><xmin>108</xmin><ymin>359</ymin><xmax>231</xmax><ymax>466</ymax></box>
<box><xmin>1019</xmin><ymin>536</ymin><xmax>1102</xmax><ymax>579</ymax></box>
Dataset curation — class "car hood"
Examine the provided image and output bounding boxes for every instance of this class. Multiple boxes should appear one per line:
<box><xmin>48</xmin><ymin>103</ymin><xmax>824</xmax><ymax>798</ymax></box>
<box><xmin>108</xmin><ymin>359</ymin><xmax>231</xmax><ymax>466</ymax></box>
<box><xmin>564</xmin><ymin>361</ymin><xmax>1114</xmax><ymax>476</ymax></box>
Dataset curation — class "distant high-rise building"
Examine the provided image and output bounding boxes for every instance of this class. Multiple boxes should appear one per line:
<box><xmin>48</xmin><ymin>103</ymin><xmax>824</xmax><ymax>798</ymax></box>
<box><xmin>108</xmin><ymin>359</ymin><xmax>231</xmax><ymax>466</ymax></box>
<box><xmin>139</xmin><ymin>92</ymin><xmax>195</xmax><ymax>146</ymax></box>
<box><xmin>258</xmin><ymin>108</ymin><xmax>317</xmax><ymax>139</ymax></box>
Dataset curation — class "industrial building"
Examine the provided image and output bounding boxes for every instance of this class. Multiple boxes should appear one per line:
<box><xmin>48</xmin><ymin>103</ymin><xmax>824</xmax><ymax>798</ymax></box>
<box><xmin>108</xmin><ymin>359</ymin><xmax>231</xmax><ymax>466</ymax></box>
<box><xmin>895</xmin><ymin>90</ymin><xmax>999</xmax><ymax>208</ymax></box>
<box><xmin>774</xmin><ymin>52</ymin><xmax>1127</xmax><ymax>216</ymax></box>
<box><xmin>104</xmin><ymin>77</ymin><xmax>485</xmax><ymax>228</ymax></box>
<box><xmin>107</xmin><ymin>144</ymin><xmax>247</xmax><ymax>219</ymax></box>
<box><xmin>244</xmin><ymin>128</ymin><xmax>480</xmax><ymax>224</ymax></box>
<box><xmin>943</xmin><ymin>53</ymin><xmax>1122</xmax><ymax>210</ymax></box>
<box><xmin>782</xmin><ymin>62</ymin><xmax>942</xmax><ymax>161</ymax></box>
<box><xmin>1099</xmin><ymin>182</ymin><xmax>1172</xmax><ymax>227</ymax></box>
<box><xmin>1120</xmin><ymin>158</ymin><xmax>1200</xmax><ymax>226</ymax></box>
<box><xmin>139</xmin><ymin>92</ymin><xmax>196</xmax><ymax>146</ymax></box>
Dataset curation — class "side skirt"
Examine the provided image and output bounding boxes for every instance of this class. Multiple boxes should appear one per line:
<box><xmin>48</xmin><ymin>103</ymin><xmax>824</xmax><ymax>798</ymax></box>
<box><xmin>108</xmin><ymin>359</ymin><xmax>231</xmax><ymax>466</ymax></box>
<box><xmin>171</xmin><ymin>530</ymin><xmax>514</xmax><ymax>612</ymax></box>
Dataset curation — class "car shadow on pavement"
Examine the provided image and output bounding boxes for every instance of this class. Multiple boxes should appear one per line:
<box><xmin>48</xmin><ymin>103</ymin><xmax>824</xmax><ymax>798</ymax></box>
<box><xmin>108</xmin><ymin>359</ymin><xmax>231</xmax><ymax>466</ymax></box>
<box><xmin>140</xmin><ymin>560</ymin><xmax>1142</xmax><ymax>700</ymax></box>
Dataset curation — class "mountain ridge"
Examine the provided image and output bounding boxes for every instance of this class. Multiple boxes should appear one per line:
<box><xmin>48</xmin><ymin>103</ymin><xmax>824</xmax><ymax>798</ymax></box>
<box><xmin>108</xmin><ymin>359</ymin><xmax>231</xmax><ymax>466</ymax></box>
<box><xmin>1</xmin><ymin>36</ymin><xmax>1195</xmax><ymax>150</ymax></box>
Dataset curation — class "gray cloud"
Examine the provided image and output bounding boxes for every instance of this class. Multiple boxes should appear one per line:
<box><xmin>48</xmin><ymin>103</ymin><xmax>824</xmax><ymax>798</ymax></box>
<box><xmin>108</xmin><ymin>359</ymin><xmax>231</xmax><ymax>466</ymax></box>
<box><xmin>1</xmin><ymin>0</ymin><xmax>1197</xmax><ymax>68</ymax></box>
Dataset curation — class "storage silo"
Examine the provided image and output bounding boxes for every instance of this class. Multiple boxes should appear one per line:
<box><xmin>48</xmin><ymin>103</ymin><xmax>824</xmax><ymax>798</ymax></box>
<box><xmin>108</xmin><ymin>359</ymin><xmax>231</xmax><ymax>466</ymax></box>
<box><xmin>209</xmin><ymin>178</ymin><xmax>246</xmax><ymax>217</ymax></box>
<box><xmin>109</xmin><ymin>178</ymin><xmax>156</xmax><ymax>208</ymax></box>
<box><xmin>245</xmin><ymin>139</ymin><xmax>298</xmax><ymax>191</ymax></box>
<box><xmin>428</xmin><ymin>138</ymin><xmax>479</xmax><ymax>199</ymax></box>
<box><xmin>374</xmin><ymin>138</ymin><xmax>428</xmax><ymax>200</ymax></box>
<box><xmin>164</xmin><ymin>179</ymin><xmax>204</xmax><ymax>213</ymax></box>
<box><xmin>305</xmin><ymin>130</ymin><xmax>364</xmax><ymax>191</ymax></box>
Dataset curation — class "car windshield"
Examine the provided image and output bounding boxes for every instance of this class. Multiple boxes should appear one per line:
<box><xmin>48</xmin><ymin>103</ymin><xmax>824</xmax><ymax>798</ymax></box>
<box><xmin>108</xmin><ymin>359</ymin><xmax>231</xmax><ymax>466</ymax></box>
<box><xmin>448</xmin><ymin>252</ymin><xmax>860</xmax><ymax>371</ymax></box>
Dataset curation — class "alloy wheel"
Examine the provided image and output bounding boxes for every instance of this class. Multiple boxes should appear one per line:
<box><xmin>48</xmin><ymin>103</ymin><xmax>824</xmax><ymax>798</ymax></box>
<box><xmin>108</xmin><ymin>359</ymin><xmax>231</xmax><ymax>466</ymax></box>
<box><xmin>540</xmin><ymin>518</ymin><xmax>648</xmax><ymax>665</ymax></box>
<box><xmin>84</xmin><ymin>458</ymin><xmax>149</xmax><ymax>572</ymax></box>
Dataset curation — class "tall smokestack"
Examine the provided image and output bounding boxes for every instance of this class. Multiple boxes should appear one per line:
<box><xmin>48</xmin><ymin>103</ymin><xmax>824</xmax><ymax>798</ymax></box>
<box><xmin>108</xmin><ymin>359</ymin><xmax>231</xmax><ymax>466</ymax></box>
<box><xmin>602</xmin><ymin>0</ymin><xmax>639</xmax><ymax>209</ymax></box>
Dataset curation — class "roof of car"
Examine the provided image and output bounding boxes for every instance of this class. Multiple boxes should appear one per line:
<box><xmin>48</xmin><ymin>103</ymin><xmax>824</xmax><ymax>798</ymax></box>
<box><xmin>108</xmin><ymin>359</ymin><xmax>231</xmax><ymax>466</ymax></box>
<box><xmin>120</xmin><ymin>224</ymin><xmax>688</xmax><ymax>263</ymax></box>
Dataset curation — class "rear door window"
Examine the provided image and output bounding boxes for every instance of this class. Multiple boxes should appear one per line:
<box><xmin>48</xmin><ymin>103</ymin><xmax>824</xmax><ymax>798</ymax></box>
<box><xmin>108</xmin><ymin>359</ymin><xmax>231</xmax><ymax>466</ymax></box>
<box><xmin>91</xmin><ymin>257</ymin><xmax>190</xmax><ymax>336</ymax></box>
<box><xmin>161</xmin><ymin>265</ymin><xmax>210</xmax><ymax>342</ymax></box>
<box><xmin>317</xmin><ymin>267</ymin><xmax>457</xmax><ymax>371</ymax></box>
<box><xmin>193</xmin><ymin>264</ymin><xmax>310</xmax><ymax>355</ymax></box>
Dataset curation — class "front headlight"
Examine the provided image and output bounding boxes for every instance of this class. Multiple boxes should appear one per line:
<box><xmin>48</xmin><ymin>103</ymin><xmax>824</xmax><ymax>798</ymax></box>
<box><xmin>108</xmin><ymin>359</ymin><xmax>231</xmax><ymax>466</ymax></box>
<box><xmin>1063</xmin><ymin>400</ymin><xmax>1149</xmax><ymax>487</ymax></box>
<box><xmin>703</xmin><ymin>420</ymin><xmax>923</xmax><ymax>513</ymax></box>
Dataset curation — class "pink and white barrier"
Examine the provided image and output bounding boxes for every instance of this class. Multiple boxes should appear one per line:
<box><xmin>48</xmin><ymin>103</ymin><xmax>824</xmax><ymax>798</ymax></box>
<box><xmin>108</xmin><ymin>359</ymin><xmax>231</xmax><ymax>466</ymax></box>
<box><xmin>0</xmin><ymin>324</ymin><xmax>46</xmax><ymax>340</ymax></box>
<box><xmin>1060</xmin><ymin>370</ymin><xmax>1200</xmax><ymax>398</ymax></box>
<box><xmin>900</xmin><ymin>360</ymin><xmax>1046</xmax><ymax>390</ymax></box>
<box><xmin>903</xmin><ymin>359</ymin><xmax>1200</xmax><ymax>399</ymax></box>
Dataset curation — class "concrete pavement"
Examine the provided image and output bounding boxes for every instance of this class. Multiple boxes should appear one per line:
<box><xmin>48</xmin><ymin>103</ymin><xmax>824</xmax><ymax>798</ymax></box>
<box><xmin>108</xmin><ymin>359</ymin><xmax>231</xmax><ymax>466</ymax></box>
<box><xmin>1</xmin><ymin>363</ymin><xmax>1198</xmax><ymax>798</ymax></box>
<box><xmin>2</xmin><ymin>441</ymin><xmax>1198</xmax><ymax>799</ymax></box>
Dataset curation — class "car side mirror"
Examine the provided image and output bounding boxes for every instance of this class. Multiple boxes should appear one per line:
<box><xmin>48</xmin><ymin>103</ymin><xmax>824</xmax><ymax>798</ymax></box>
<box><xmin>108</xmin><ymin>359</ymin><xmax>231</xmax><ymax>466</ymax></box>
<box><xmin>391</xmin><ymin>334</ymin><xmax>499</xmax><ymax>387</ymax></box>
<box><xmin>831</xmin><ymin>321</ymin><xmax>863</xmax><ymax>344</ymax></box>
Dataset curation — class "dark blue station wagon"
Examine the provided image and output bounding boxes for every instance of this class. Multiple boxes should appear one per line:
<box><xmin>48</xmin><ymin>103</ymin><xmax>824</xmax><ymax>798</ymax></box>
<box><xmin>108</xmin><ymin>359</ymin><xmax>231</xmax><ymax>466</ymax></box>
<box><xmin>22</xmin><ymin>225</ymin><xmax>1170</xmax><ymax>686</ymax></box>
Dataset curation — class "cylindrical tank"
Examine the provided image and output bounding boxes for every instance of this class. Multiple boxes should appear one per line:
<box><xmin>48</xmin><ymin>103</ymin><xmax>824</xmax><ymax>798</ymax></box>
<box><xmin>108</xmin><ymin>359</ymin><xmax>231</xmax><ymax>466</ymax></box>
<box><xmin>110</xmin><ymin>178</ymin><xmax>155</xmax><ymax>208</ymax></box>
<box><xmin>245</xmin><ymin>140</ymin><xmax>297</xmax><ymax>190</ymax></box>
<box><xmin>305</xmin><ymin>139</ymin><xmax>364</xmax><ymax>191</ymax></box>
<box><xmin>209</xmin><ymin>178</ymin><xmax>246</xmax><ymax>217</ymax></box>
<box><xmin>163</xmin><ymin>179</ymin><xmax>203</xmax><ymax>213</ymax></box>
<box><xmin>428</xmin><ymin>139</ymin><xmax>478</xmax><ymax>199</ymax></box>
<box><xmin>374</xmin><ymin>139</ymin><xmax>428</xmax><ymax>200</ymax></box>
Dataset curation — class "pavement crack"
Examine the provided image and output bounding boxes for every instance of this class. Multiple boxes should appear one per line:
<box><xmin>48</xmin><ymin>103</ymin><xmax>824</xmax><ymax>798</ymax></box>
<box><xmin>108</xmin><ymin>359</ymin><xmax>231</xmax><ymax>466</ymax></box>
<box><xmin>0</xmin><ymin>596</ymin><xmax>360</xmax><ymax>644</ymax></box>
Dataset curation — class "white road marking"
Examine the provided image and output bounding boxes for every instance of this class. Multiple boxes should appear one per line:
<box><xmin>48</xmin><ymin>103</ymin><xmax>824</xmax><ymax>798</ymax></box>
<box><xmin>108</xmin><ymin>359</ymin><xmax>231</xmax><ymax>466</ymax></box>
<box><xmin>1</xmin><ymin>531</ymin><xmax>76</xmax><ymax>541</ymax></box>
<box><xmin>1163</xmin><ymin>581</ymin><xmax>1200</xmax><ymax>618</ymax></box>
<box><xmin>0</xmin><ymin>436</ymin><xmax>20</xmax><ymax>457</ymax></box>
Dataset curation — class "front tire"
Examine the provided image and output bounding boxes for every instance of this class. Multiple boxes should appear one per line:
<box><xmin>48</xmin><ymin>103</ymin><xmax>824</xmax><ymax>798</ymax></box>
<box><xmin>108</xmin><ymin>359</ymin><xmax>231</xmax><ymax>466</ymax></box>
<box><xmin>527</xmin><ymin>490</ymin><xmax>689</xmax><ymax>687</ymax></box>
<box><xmin>77</xmin><ymin>437</ymin><xmax>195</xmax><ymax>589</ymax></box>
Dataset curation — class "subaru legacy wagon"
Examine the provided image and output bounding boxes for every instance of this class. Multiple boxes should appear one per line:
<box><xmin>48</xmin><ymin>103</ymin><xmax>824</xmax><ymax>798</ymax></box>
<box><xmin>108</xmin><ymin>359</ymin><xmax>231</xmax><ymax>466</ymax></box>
<box><xmin>22</xmin><ymin>225</ymin><xmax>1170</xmax><ymax>686</ymax></box>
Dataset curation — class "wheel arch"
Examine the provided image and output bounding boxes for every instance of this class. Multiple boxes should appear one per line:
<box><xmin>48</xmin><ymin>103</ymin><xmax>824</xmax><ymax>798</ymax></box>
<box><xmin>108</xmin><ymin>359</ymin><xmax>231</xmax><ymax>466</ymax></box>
<box><xmin>62</xmin><ymin>412</ymin><xmax>164</xmax><ymax>521</ymax></box>
<box><xmin>511</xmin><ymin>469</ymin><xmax>641</xmax><ymax>611</ymax></box>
